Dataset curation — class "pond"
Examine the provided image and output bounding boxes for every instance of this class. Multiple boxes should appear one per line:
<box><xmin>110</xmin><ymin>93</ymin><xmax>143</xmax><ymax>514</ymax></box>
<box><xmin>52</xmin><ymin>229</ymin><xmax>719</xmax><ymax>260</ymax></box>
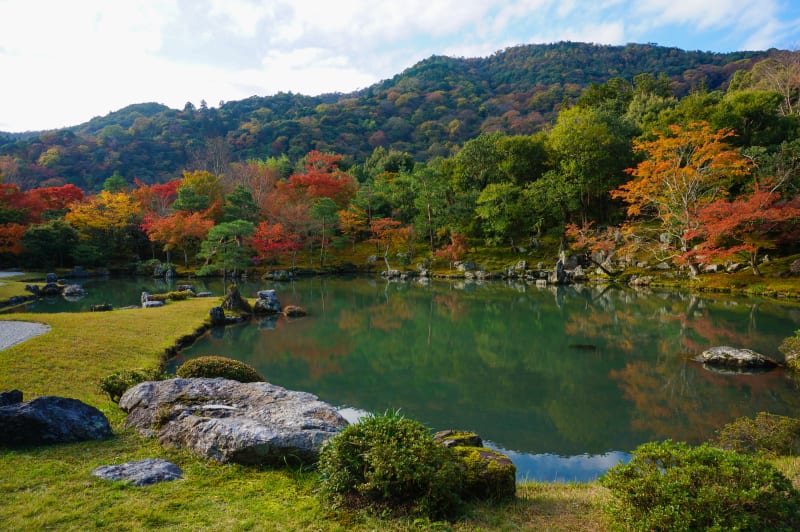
<box><xmin>19</xmin><ymin>276</ymin><xmax>800</xmax><ymax>481</ymax></box>
<box><xmin>171</xmin><ymin>277</ymin><xmax>800</xmax><ymax>481</ymax></box>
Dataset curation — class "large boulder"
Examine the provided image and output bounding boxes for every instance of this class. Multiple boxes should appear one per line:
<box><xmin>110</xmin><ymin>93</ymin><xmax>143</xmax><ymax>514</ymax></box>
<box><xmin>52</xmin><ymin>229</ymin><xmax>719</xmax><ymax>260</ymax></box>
<box><xmin>694</xmin><ymin>346</ymin><xmax>780</xmax><ymax>369</ymax></box>
<box><xmin>119</xmin><ymin>378</ymin><xmax>348</xmax><ymax>466</ymax></box>
<box><xmin>0</xmin><ymin>393</ymin><xmax>112</xmax><ymax>446</ymax></box>
<box><xmin>253</xmin><ymin>289</ymin><xmax>281</xmax><ymax>315</ymax></box>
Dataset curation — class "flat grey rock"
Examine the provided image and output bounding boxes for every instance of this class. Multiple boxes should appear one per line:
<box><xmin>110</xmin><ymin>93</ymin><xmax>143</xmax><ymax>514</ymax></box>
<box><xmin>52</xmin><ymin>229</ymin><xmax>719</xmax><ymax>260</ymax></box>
<box><xmin>92</xmin><ymin>458</ymin><xmax>182</xmax><ymax>486</ymax></box>
<box><xmin>120</xmin><ymin>378</ymin><xmax>348</xmax><ymax>466</ymax></box>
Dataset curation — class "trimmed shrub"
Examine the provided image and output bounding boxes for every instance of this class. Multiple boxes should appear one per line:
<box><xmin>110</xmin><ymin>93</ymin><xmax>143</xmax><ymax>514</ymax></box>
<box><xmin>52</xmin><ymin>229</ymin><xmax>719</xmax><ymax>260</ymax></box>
<box><xmin>714</xmin><ymin>412</ymin><xmax>800</xmax><ymax>457</ymax></box>
<box><xmin>99</xmin><ymin>367</ymin><xmax>168</xmax><ymax>403</ymax></box>
<box><xmin>317</xmin><ymin>410</ymin><xmax>463</xmax><ymax>519</ymax></box>
<box><xmin>176</xmin><ymin>355</ymin><xmax>265</xmax><ymax>383</ymax></box>
<box><xmin>600</xmin><ymin>440</ymin><xmax>800</xmax><ymax>531</ymax></box>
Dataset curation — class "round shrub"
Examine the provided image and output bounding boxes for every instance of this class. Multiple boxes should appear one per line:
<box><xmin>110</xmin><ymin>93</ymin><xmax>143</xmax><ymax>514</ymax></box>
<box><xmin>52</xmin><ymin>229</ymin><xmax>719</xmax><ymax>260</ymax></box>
<box><xmin>600</xmin><ymin>440</ymin><xmax>800</xmax><ymax>531</ymax></box>
<box><xmin>317</xmin><ymin>410</ymin><xmax>463</xmax><ymax>519</ymax></box>
<box><xmin>714</xmin><ymin>412</ymin><xmax>800</xmax><ymax>457</ymax></box>
<box><xmin>99</xmin><ymin>367</ymin><xmax>167</xmax><ymax>403</ymax></box>
<box><xmin>176</xmin><ymin>356</ymin><xmax>265</xmax><ymax>383</ymax></box>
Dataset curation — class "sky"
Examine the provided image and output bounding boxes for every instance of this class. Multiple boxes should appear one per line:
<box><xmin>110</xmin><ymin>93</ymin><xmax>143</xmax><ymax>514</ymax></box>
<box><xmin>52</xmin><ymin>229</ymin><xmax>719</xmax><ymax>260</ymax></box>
<box><xmin>1</xmin><ymin>0</ymin><xmax>799</xmax><ymax>133</ymax></box>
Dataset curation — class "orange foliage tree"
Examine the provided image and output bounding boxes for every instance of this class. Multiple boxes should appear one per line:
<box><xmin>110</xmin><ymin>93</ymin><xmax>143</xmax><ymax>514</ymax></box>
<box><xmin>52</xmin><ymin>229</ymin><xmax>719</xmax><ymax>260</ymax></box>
<box><xmin>687</xmin><ymin>182</ymin><xmax>800</xmax><ymax>275</ymax></box>
<box><xmin>0</xmin><ymin>223</ymin><xmax>26</xmax><ymax>255</ymax></box>
<box><xmin>142</xmin><ymin>211</ymin><xmax>214</xmax><ymax>266</ymax></box>
<box><xmin>433</xmin><ymin>233</ymin><xmax>467</xmax><ymax>270</ymax></box>
<box><xmin>251</xmin><ymin>221</ymin><xmax>302</xmax><ymax>265</ymax></box>
<box><xmin>612</xmin><ymin>121</ymin><xmax>751</xmax><ymax>273</ymax></box>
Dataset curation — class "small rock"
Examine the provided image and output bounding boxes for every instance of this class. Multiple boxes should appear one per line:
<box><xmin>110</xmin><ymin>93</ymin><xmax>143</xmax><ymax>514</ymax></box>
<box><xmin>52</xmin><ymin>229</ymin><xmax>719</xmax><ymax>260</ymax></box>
<box><xmin>433</xmin><ymin>429</ymin><xmax>483</xmax><ymax>448</ymax></box>
<box><xmin>92</xmin><ymin>458</ymin><xmax>183</xmax><ymax>486</ymax></box>
<box><xmin>283</xmin><ymin>305</ymin><xmax>307</xmax><ymax>317</ymax></box>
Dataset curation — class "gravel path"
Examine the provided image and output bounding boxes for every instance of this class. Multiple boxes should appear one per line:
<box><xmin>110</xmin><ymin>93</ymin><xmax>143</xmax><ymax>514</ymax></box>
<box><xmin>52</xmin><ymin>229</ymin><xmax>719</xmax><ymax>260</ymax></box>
<box><xmin>0</xmin><ymin>272</ymin><xmax>50</xmax><ymax>350</ymax></box>
<box><xmin>0</xmin><ymin>321</ymin><xmax>50</xmax><ymax>351</ymax></box>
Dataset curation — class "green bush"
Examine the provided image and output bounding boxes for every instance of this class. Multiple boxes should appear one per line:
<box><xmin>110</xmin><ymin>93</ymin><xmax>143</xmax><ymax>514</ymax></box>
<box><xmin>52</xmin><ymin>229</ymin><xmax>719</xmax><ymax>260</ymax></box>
<box><xmin>600</xmin><ymin>440</ymin><xmax>800</xmax><ymax>531</ymax></box>
<box><xmin>317</xmin><ymin>410</ymin><xmax>463</xmax><ymax>519</ymax></box>
<box><xmin>176</xmin><ymin>355</ymin><xmax>265</xmax><ymax>383</ymax></box>
<box><xmin>714</xmin><ymin>412</ymin><xmax>800</xmax><ymax>457</ymax></box>
<box><xmin>99</xmin><ymin>367</ymin><xmax>168</xmax><ymax>403</ymax></box>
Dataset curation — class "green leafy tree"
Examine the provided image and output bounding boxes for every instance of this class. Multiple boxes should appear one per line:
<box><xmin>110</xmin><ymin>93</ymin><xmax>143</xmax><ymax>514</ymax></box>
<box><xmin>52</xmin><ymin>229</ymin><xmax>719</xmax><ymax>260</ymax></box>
<box><xmin>21</xmin><ymin>220</ymin><xmax>79</xmax><ymax>268</ymax></box>
<box><xmin>222</xmin><ymin>183</ymin><xmax>259</xmax><ymax>223</ymax></box>
<box><xmin>546</xmin><ymin>105</ymin><xmax>634</xmax><ymax>224</ymax></box>
<box><xmin>197</xmin><ymin>220</ymin><xmax>255</xmax><ymax>278</ymax></box>
<box><xmin>103</xmin><ymin>171</ymin><xmax>128</xmax><ymax>193</ymax></box>
<box><xmin>475</xmin><ymin>182</ymin><xmax>520</xmax><ymax>245</ymax></box>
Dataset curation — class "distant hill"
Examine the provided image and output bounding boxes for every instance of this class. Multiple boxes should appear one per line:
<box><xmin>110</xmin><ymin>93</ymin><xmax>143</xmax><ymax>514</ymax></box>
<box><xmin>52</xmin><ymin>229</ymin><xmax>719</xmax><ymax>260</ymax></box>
<box><xmin>0</xmin><ymin>42</ymin><xmax>773</xmax><ymax>190</ymax></box>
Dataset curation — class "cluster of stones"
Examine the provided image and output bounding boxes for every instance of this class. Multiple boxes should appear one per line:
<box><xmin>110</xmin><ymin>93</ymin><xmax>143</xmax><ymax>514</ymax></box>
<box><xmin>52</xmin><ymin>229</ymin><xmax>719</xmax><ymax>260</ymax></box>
<box><xmin>25</xmin><ymin>272</ymin><xmax>88</xmax><ymax>300</ymax></box>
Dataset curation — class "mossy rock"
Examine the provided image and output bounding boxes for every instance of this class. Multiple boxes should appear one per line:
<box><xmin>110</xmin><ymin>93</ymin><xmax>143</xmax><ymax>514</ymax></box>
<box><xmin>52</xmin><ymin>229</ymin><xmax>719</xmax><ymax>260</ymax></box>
<box><xmin>451</xmin><ymin>446</ymin><xmax>516</xmax><ymax>500</ymax></box>
<box><xmin>176</xmin><ymin>356</ymin><xmax>265</xmax><ymax>383</ymax></box>
<box><xmin>433</xmin><ymin>429</ymin><xmax>483</xmax><ymax>448</ymax></box>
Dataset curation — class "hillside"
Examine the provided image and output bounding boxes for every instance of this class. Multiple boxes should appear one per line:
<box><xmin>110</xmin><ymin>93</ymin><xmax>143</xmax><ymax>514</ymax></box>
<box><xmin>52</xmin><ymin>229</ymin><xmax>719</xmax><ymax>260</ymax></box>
<box><xmin>0</xmin><ymin>41</ymin><xmax>771</xmax><ymax>191</ymax></box>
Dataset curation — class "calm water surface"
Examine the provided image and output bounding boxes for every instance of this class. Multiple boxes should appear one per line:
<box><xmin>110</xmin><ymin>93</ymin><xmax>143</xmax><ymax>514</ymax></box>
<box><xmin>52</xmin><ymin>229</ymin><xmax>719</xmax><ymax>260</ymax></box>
<box><xmin>23</xmin><ymin>277</ymin><xmax>800</xmax><ymax>480</ymax></box>
<box><xmin>174</xmin><ymin>277</ymin><xmax>800</xmax><ymax>481</ymax></box>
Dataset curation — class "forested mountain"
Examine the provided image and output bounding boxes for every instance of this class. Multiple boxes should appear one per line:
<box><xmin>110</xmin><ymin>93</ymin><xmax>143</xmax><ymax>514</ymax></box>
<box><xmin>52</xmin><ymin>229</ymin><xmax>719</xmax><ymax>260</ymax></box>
<box><xmin>0</xmin><ymin>42</ymin><xmax>772</xmax><ymax>191</ymax></box>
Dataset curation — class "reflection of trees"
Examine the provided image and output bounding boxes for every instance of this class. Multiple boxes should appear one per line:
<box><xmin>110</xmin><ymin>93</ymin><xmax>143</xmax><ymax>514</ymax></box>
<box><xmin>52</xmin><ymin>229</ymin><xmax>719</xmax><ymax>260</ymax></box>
<box><xmin>611</xmin><ymin>360</ymin><xmax>800</xmax><ymax>442</ymax></box>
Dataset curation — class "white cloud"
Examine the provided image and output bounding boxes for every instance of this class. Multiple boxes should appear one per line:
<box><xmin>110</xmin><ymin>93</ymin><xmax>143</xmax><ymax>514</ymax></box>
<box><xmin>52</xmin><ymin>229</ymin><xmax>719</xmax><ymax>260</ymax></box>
<box><xmin>1</xmin><ymin>0</ymin><xmax>798</xmax><ymax>131</ymax></box>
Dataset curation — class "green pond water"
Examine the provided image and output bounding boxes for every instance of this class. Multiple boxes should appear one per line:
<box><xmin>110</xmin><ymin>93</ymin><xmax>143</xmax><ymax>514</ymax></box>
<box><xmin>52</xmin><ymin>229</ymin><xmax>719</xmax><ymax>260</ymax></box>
<box><xmin>22</xmin><ymin>276</ymin><xmax>800</xmax><ymax>481</ymax></box>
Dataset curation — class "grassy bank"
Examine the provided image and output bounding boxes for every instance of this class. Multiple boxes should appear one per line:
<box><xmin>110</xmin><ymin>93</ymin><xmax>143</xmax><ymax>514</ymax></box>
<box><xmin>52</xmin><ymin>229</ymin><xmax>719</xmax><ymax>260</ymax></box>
<box><xmin>0</xmin><ymin>297</ymin><xmax>613</xmax><ymax>530</ymax></box>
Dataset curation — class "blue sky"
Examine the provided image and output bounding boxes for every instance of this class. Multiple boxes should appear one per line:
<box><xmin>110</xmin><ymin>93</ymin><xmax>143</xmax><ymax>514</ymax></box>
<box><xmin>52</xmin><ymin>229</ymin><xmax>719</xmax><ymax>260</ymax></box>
<box><xmin>1</xmin><ymin>0</ymin><xmax>798</xmax><ymax>132</ymax></box>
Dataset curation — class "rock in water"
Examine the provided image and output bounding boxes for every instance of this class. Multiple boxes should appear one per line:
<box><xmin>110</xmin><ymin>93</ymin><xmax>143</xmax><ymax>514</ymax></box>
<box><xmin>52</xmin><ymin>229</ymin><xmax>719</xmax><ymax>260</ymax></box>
<box><xmin>694</xmin><ymin>346</ymin><xmax>780</xmax><ymax>368</ymax></box>
<box><xmin>0</xmin><ymin>395</ymin><xmax>112</xmax><ymax>446</ymax></box>
<box><xmin>92</xmin><ymin>458</ymin><xmax>183</xmax><ymax>486</ymax></box>
<box><xmin>119</xmin><ymin>378</ymin><xmax>348</xmax><ymax>466</ymax></box>
<box><xmin>253</xmin><ymin>289</ymin><xmax>282</xmax><ymax>315</ymax></box>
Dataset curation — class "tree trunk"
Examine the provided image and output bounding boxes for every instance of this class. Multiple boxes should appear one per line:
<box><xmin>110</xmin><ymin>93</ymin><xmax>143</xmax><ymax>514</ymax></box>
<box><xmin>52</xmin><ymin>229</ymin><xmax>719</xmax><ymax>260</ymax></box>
<box><xmin>383</xmin><ymin>244</ymin><xmax>391</xmax><ymax>273</ymax></box>
<box><xmin>750</xmin><ymin>251</ymin><xmax>762</xmax><ymax>276</ymax></box>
